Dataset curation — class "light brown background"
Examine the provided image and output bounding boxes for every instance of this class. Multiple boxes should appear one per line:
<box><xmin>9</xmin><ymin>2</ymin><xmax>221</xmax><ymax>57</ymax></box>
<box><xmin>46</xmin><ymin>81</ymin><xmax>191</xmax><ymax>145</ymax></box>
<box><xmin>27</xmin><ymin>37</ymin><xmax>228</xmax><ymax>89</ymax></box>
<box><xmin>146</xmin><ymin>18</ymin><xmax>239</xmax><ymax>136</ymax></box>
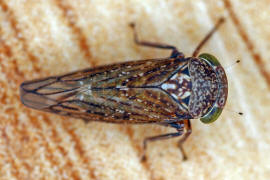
<box><xmin>0</xmin><ymin>0</ymin><xmax>270</xmax><ymax>180</ymax></box>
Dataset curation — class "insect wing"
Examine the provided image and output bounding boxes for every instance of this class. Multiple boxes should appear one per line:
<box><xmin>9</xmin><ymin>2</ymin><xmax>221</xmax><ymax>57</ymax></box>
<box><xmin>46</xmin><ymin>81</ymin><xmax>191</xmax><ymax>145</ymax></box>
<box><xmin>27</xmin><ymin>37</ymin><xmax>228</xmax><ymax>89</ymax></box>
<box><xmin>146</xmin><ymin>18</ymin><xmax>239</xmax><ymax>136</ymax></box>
<box><xmin>20</xmin><ymin>58</ymin><xmax>191</xmax><ymax>123</ymax></box>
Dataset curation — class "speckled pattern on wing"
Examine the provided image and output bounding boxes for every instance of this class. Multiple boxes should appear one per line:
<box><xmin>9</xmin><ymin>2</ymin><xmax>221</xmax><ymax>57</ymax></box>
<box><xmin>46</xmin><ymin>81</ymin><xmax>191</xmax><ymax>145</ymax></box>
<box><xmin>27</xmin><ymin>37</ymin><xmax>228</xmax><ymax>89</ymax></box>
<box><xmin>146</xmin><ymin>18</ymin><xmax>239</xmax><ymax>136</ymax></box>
<box><xmin>20</xmin><ymin>57</ymin><xmax>193</xmax><ymax>123</ymax></box>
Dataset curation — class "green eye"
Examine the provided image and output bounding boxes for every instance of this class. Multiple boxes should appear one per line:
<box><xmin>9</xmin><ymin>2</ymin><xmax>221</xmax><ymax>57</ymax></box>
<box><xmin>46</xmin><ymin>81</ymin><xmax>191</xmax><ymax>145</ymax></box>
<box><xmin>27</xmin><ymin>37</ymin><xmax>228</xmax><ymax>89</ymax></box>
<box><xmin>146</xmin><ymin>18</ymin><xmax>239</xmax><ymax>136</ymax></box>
<box><xmin>200</xmin><ymin>106</ymin><xmax>223</xmax><ymax>124</ymax></box>
<box><xmin>199</xmin><ymin>53</ymin><xmax>221</xmax><ymax>66</ymax></box>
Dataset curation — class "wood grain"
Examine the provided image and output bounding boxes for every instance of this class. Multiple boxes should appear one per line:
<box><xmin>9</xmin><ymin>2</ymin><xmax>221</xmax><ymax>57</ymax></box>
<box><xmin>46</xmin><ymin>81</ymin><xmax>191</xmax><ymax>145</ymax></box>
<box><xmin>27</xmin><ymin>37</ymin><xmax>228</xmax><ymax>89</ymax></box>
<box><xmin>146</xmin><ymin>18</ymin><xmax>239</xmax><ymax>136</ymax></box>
<box><xmin>0</xmin><ymin>0</ymin><xmax>270</xmax><ymax>179</ymax></box>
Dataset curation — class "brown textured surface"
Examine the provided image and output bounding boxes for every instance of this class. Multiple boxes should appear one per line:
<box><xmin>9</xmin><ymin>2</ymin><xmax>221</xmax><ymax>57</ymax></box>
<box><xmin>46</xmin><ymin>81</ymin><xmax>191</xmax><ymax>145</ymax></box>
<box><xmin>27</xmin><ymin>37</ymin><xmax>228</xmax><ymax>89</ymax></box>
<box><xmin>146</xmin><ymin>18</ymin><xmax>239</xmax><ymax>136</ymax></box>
<box><xmin>1</xmin><ymin>0</ymin><xmax>270</xmax><ymax>179</ymax></box>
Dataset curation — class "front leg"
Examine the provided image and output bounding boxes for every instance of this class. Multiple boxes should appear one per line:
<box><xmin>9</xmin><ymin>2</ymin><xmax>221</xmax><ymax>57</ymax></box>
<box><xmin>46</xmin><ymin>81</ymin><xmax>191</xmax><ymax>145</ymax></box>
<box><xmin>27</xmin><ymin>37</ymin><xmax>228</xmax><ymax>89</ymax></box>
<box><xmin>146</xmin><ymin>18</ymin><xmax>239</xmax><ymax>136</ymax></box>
<box><xmin>141</xmin><ymin>119</ymin><xmax>191</xmax><ymax>161</ymax></box>
<box><xmin>177</xmin><ymin>120</ymin><xmax>192</xmax><ymax>160</ymax></box>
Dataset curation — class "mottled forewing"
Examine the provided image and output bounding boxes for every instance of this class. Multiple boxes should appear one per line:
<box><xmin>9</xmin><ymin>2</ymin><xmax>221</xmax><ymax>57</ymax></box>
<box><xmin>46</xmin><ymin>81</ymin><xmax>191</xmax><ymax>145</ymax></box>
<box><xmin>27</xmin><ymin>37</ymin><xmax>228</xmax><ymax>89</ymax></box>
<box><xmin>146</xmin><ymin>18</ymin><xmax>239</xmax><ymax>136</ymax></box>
<box><xmin>20</xmin><ymin>58</ymin><xmax>189</xmax><ymax>123</ymax></box>
<box><xmin>60</xmin><ymin>57</ymin><xmax>183</xmax><ymax>87</ymax></box>
<box><xmin>46</xmin><ymin>88</ymin><xmax>187</xmax><ymax>123</ymax></box>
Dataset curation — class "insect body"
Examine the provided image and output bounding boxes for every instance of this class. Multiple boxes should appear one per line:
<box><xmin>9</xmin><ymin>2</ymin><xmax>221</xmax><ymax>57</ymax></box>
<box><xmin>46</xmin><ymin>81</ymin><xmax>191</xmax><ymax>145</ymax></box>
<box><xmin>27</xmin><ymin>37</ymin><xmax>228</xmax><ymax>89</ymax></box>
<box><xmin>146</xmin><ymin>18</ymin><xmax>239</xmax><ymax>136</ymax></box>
<box><xmin>20</xmin><ymin>18</ymin><xmax>227</xmax><ymax>161</ymax></box>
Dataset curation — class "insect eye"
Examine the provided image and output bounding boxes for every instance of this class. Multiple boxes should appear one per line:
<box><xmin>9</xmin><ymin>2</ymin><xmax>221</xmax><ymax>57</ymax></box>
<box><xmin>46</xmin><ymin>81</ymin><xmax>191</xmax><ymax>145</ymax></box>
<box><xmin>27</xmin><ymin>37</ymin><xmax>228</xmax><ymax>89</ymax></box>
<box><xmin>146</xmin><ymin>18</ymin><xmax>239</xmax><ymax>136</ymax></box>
<box><xmin>200</xmin><ymin>106</ymin><xmax>223</xmax><ymax>124</ymax></box>
<box><xmin>198</xmin><ymin>53</ymin><xmax>221</xmax><ymax>67</ymax></box>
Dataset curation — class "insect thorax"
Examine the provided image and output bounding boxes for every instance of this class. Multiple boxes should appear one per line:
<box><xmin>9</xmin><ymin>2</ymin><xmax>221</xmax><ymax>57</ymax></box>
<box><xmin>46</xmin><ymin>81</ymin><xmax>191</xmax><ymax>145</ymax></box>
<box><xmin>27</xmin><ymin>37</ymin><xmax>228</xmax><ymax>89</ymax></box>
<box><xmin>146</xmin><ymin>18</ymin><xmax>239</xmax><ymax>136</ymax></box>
<box><xmin>160</xmin><ymin>62</ymin><xmax>191</xmax><ymax>111</ymax></box>
<box><xmin>188</xmin><ymin>57</ymin><xmax>219</xmax><ymax>118</ymax></box>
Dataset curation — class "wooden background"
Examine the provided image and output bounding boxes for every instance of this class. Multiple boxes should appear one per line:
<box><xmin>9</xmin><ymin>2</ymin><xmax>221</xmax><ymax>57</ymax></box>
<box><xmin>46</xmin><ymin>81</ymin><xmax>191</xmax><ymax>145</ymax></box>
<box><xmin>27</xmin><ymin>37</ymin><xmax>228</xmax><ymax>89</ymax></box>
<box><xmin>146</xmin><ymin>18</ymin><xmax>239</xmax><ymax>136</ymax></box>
<box><xmin>0</xmin><ymin>0</ymin><xmax>270</xmax><ymax>179</ymax></box>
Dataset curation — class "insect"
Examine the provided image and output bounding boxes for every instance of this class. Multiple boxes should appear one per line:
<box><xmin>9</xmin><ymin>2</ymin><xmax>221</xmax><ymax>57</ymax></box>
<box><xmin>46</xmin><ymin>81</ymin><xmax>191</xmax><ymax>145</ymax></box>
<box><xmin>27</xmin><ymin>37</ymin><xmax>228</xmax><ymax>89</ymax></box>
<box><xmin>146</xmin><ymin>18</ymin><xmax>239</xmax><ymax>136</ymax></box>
<box><xmin>20</xmin><ymin>18</ymin><xmax>227</xmax><ymax>161</ymax></box>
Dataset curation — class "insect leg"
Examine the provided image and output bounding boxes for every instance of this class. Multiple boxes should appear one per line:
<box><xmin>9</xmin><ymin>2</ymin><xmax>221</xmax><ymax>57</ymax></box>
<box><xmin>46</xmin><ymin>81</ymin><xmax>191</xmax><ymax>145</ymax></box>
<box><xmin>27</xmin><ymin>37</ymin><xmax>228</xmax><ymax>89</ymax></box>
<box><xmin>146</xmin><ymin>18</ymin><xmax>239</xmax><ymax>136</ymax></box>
<box><xmin>129</xmin><ymin>23</ymin><xmax>184</xmax><ymax>58</ymax></box>
<box><xmin>177</xmin><ymin>119</ymin><xmax>192</xmax><ymax>161</ymax></box>
<box><xmin>192</xmin><ymin>17</ymin><xmax>225</xmax><ymax>57</ymax></box>
<box><xmin>141</xmin><ymin>121</ymin><xmax>186</xmax><ymax>161</ymax></box>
